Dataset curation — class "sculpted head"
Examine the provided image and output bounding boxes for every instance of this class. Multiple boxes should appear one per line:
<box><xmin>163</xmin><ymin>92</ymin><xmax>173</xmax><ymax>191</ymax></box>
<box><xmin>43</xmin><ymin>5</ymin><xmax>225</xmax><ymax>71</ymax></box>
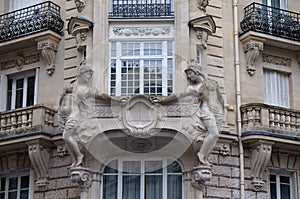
<box><xmin>185</xmin><ymin>59</ymin><xmax>205</xmax><ymax>84</ymax></box>
<box><xmin>77</xmin><ymin>62</ymin><xmax>94</xmax><ymax>83</ymax></box>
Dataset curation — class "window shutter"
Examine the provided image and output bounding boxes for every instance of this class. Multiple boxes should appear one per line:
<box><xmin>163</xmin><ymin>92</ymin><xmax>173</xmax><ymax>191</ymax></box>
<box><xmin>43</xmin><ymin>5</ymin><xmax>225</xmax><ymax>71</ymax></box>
<box><xmin>0</xmin><ymin>75</ymin><xmax>8</xmax><ymax>112</ymax></box>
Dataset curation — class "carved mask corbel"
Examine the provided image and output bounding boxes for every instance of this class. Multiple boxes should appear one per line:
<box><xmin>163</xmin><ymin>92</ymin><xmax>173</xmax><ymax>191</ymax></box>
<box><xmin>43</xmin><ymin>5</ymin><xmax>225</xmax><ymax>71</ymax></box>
<box><xmin>190</xmin><ymin>165</ymin><xmax>212</xmax><ymax>190</ymax></box>
<box><xmin>70</xmin><ymin>167</ymin><xmax>100</xmax><ymax>192</ymax></box>
<box><xmin>250</xmin><ymin>141</ymin><xmax>274</xmax><ymax>191</ymax></box>
<box><xmin>243</xmin><ymin>41</ymin><xmax>264</xmax><ymax>76</ymax></box>
<box><xmin>37</xmin><ymin>39</ymin><xmax>59</xmax><ymax>75</ymax></box>
<box><xmin>26</xmin><ymin>141</ymin><xmax>51</xmax><ymax>190</ymax></box>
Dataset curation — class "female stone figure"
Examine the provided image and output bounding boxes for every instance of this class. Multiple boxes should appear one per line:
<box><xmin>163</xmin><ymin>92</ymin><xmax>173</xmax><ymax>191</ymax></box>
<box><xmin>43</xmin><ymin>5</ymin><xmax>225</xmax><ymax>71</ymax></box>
<box><xmin>58</xmin><ymin>62</ymin><xmax>94</xmax><ymax>167</ymax></box>
<box><xmin>184</xmin><ymin>60</ymin><xmax>224</xmax><ymax>166</ymax></box>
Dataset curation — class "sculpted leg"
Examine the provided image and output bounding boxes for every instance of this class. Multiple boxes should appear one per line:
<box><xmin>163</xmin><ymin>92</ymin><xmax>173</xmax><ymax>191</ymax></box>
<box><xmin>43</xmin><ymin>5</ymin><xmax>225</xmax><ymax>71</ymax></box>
<box><xmin>198</xmin><ymin>118</ymin><xmax>219</xmax><ymax>166</ymax></box>
<box><xmin>63</xmin><ymin>128</ymin><xmax>84</xmax><ymax>167</ymax></box>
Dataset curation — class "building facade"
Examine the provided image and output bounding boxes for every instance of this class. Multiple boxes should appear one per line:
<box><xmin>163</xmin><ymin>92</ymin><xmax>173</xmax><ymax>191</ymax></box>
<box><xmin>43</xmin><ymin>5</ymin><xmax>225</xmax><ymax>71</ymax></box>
<box><xmin>0</xmin><ymin>0</ymin><xmax>299</xmax><ymax>199</ymax></box>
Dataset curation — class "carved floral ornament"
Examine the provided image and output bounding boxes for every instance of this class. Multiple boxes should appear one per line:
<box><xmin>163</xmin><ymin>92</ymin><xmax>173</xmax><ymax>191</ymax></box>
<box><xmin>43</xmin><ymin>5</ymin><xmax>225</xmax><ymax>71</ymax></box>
<box><xmin>112</xmin><ymin>26</ymin><xmax>171</xmax><ymax>37</ymax></box>
<box><xmin>0</xmin><ymin>54</ymin><xmax>40</xmax><ymax>71</ymax></box>
<box><xmin>262</xmin><ymin>53</ymin><xmax>292</xmax><ymax>67</ymax></box>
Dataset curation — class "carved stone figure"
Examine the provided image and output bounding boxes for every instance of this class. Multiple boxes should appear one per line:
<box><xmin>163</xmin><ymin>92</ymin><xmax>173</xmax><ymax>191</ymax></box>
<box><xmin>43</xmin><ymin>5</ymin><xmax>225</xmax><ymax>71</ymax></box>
<box><xmin>58</xmin><ymin>62</ymin><xmax>94</xmax><ymax>167</ymax></box>
<box><xmin>74</xmin><ymin>0</ymin><xmax>86</xmax><ymax>12</ymax></box>
<box><xmin>197</xmin><ymin>0</ymin><xmax>209</xmax><ymax>12</ymax></box>
<box><xmin>184</xmin><ymin>60</ymin><xmax>224</xmax><ymax>166</ymax></box>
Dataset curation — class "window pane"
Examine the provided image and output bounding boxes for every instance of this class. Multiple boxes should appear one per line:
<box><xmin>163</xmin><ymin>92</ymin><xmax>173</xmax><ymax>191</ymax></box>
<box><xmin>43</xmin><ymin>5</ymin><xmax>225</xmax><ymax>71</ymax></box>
<box><xmin>20</xmin><ymin>175</ymin><xmax>29</xmax><ymax>189</ymax></box>
<box><xmin>123</xmin><ymin>161</ymin><xmax>140</xmax><ymax>174</ymax></box>
<box><xmin>167</xmin><ymin>160</ymin><xmax>182</xmax><ymax>173</ymax></box>
<box><xmin>20</xmin><ymin>190</ymin><xmax>29</xmax><ymax>199</ymax></box>
<box><xmin>15</xmin><ymin>79</ymin><xmax>24</xmax><ymax>109</ymax></box>
<box><xmin>145</xmin><ymin>161</ymin><xmax>162</xmax><ymax>173</ymax></box>
<box><xmin>122</xmin><ymin>176</ymin><xmax>140</xmax><ymax>199</ymax></box>
<box><xmin>167</xmin><ymin>175</ymin><xmax>182</xmax><ymax>199</ymax></box>
<box><xmin>26</xmin><ymin>76</ymin><xmax>35</xmax><ymax>106</ymax></box>
<box><xmin>103</xmin><ymin>175</ymin><xmax>117</xmax><ymax>199</ymax></box>
<box><xmin>8</xmin><ymin>177</ymin><xmax>17</xmax><ymax>190</ymax></box>
<box><xmin>0</xmin><ymin>178</ymin><xmax>5</xmax><ymax>191</ymax></box>
<box><xmin>104</xmin><ymin>160</ymin><xmax>118</xmax><ymax>174</ymax></box>
<box><xmin>6</xmin><ymin>79</ymin><xmax>12</xmax><ymax>110</ymax></box>
<box><xmin>145</xmin><ymin>175</ymin><xmax>162</xmax><ymax>199</ymax></box>
<box><xmin>8</xmin><ymin>192</ymin><xmax>17</xmax><ymax>199</ymax></box>
<box><xmin>280</xmin><ymin>176</ymin><xmax>290</xmax><ymax>199</ymax></box>
<box><xmin>0</xmin><ymin>193</ymin><xmax>4</xmax><ymax>199</ymax></box>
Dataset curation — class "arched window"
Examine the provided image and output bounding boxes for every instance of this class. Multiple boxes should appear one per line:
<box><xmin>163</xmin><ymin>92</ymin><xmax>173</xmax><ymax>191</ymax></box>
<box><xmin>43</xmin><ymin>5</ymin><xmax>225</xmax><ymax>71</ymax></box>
<box><xmin>102</xmin><ymin>158</ymin><xmax>183</xmax><ymax>199</ymax></box>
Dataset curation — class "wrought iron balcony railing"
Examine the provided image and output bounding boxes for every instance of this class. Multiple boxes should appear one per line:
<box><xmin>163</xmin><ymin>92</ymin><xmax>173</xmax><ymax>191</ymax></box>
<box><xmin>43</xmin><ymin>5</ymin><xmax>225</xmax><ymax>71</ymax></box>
<box><xmin>240</xmin><ymin>3</ymin><xmax>300</xmax><ymax>42</ymax></box>
<box><xmin>241</xmin><ymin>103</ymin><xmax>300</xmax><ymax>136</ymax></box>
<box><xmin>0</xmin><ymin>1</ymin><xmax>64</xmax><ymax>43</ymax></box>
<box><xmin>0</xmin><ymin>105</ymin><xmax>57</xmax><ymax>137</ymax></box>
<box><xmin>109</xmin><ymin>0</ymin><xmax>174</xmax><ymax>18</ymax></box>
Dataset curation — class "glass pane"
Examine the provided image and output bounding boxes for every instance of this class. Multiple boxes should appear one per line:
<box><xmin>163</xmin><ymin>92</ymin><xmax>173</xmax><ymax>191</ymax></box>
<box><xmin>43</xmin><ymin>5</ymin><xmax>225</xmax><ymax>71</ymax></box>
<box><xmin>280</xmin><ymin>176</ymin><xmax>290</xmax><ymax>184</ymax></box>
<box><xmin>123</xmin><ymin>161</ymin><xmax>140</xmax><ymax>174</ymax></box>
<box><xmin>21</xmin><ymin>175</ymin><xmax>29</xmax><ymax>189</ymax></box>
<box><xmin>167</xmin><ymin>160</ymin><xmax>182</xmax><ymax>173</ymax></box>
<box><xmin>8</xmin><ymin>177</ymin><xmax>17</xmax><ymax>190</ymax></box>
<box><xmin>122</xmin><ymin>175</ymin><xmax>140</xmax><ymax>199</ymax></box>
<box><xmin>26</xmin><ymin>76</ymin><xmax>35</xmax><ymax>106</ymax></box>
<box><xmin>6</xmin><ymin>79</ymin><xmax>12</xmax><ymax>110</ymax></box>
<box><xmin>103</xmin><ymin>175</ymin><xmax>117</xmax><ymax>199</ymax></box>
<box><xmin>0</xmin><ymin>178</ymin><xmax>5</xmax><ymax>191</ymax></box>
<box><xmin>167</xmin><ymin>175</ymin><xmax>182</xmax><ymax>199</ymax></box>
<box><xmin>15</xmin><ymin>79</ymin><xmax>24</xmax><ymax>109</ymax></box>
<box><xmin>8</xmin><ymin>192</ymin><xmax>17</xmax><ymax>199</ymax></box>
<box><xmin>20</xmin><ymin>190</ymin><xmax>29</xmax><ymax>199</ymax></box>
<box><xmin>0</xmin><ymin>193</ymin><xmax>5</xmax><ymax>199</ymax></box>
<box><xmin>145</xmin><ymin>161</ymin><xmax>162</xmax><ymax>173</ymax></box>
<box><xmin>145</xmin><ymin>175</ymin><xmax>162</xmax><ymax>199</ymax></box>
<box><xmin>104</xmin><ymin>160</ymin><xmax>118</xmax><ymax>173</ymax></box>
<box><xmin>280</xmin><ymin>184</ymin><xmax>290</xmax><ymax>199</ymax></box>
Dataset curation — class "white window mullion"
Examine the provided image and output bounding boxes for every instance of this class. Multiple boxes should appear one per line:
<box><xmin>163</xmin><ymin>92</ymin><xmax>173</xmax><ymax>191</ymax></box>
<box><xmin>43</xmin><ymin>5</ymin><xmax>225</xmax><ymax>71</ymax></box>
<box><xmin>140</xmin><ymin>59</ymin><xmax>144</xmax><ymax>94</ymax></box>
<box><xmin>163</xmin><ymin>159</ymin><xmax>168</xmax><ymax>199</ymax></box>
<box><xmin>22</xmin><ymin>77</ymin><xmax>28</xmax><ymax>108</ymax></box>
<box><xmin>276</xmin><ymin>175</ymin><xmax>281</xmax><ymax>199</ymax></box>
<box><xmin>141</xmin><ymin>160</ymin><xmax>145</xmax><ymax>199</ymax></box>
<box><xmin>162</xmin><ymin>41</ymin><xmax>168</xmax><ymax>96</ymax></box>
<box><xmin>116</xmin><ymin>42</ymin><xmax>122</xmax><ymax>96</ymax></box>
<box><xmin>118</xmin><ymin>160</ymin><xmax>122</xmax><ymax>199</ymax></box>
<box><xmin>34</xmin><ymin>68</ymin><xmax>39</xmax><ymax>105</ymax></box>
<box><xmin>11</xmin><ymin>80</ymin><xmax>17</xmax><ymax>110</ymax></box>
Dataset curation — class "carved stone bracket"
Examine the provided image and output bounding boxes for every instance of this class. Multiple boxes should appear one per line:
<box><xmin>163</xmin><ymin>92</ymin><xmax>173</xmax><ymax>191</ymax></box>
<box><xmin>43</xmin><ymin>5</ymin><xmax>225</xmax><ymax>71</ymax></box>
<box><xmin>70</xmin><ymin>167</ymin><xmax>99</xmax><ymax>192</ymax></box>
<box><xmin>188</xmin><ymin>15</ymin><xmax>216</xmax><ymax>49</ymax></box>
<box><xmin>197</xmin><ymin>0</ymin><xmax>209</xmax><ymax>12</ymax></box>
<box><xmin>250</xmin><ymin>140</ymin><xmax>274</xmax><ymax>191</ymax></box>
<box><xmin>191</xmin><ymin>165</ymin><xmax>212</xmax><ymax>190</ymax></box>
<box><xmin>241</xmin><ymin>36</ymin><xmax>265</xmax><ymax>76</ymax></box>
<box><xmin>74</xmin><ymin>0</ymin><xmax>86</xmax><ymax>12</ymax></box>
<box><xmin>36</xmin><ymin>34</ymin><xmax>61</xmax><ymax>75</ymax></box>
<box><xmin>26</xmin><ymin>140</ymin><xmax>51</xmax><ymax>190</ymax></box>
<box><xmin>67</xmin><ymin>17</ymin><xmax>93</xmax><ymax>50</ymax></box>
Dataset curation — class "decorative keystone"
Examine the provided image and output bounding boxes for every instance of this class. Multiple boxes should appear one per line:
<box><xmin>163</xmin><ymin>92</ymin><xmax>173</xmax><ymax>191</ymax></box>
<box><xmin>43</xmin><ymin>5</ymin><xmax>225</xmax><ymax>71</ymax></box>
<box><xmin>191</xmin><ymin>165</ymin><xmax>212</xmax><ymax>190</ymax></box>
<box><xmin>250</xmin><ymin>140</ymin><xmax>274</xmax><ymax>191</ymax></box>
<box><xmin>188</xmin><ymin>15</ymin><xmax>216</xmax><ymax>49</ymax></box>
<box><xmin>67</xmin><ymin>17</ymin><xmax>93</xmax><ymax>50</ymax></box>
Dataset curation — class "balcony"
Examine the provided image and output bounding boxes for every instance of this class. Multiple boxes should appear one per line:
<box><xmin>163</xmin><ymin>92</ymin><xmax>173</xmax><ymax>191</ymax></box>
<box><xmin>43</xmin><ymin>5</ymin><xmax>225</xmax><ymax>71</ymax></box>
<box><xmin>241</xmin><ymin>103</ymin><xmax>300</xmax><ymax>137</ymax></box>
<box><xmin>240</xmin><ymin>3</ymin><xmax>300</xmax><ymax>42</ymax></box>
<box><xmin>109</xmin><ymin>0</ymin><xmax>174</xmax><ymax>18</ymax></box>
<box><xmin>0</xmin><ymin>1</ymin><xmax>64</xmax><ymax>43</ymax></box>
<box><xmin>0</xmin><ymin>105</ymin><xmax>57</xmax><ymax>138</ymax></box>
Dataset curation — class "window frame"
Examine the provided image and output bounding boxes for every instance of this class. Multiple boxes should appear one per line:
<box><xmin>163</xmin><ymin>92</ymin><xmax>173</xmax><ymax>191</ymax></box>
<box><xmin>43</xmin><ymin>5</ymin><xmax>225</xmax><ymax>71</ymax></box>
<box><xmin>109</xmin><ymin>39</ymin><xmax>174</xmax><ymax>96</ymax></box>
<box><xmin>0</xmin><ymin>171</ymin><xmax>33</xmax><ymax>199</ymax></box>
<box><xmin>263</xmin><ymin>69</ymin><xmax>291</xmax><ymax>108</ymax></box>
<box><xmin>101</xmin><ymin>157</ymin><xmax>183</xmax><ymax>199</ymax></box>
<box><xmin>6</xmin><ymin>69</ymin><xmax>38</xmax><ymax>111</ymax></box>
<box><xmin>268</xmin><ymin>170</ymin><xmax>298</xmax><ymax>199</ymax></box>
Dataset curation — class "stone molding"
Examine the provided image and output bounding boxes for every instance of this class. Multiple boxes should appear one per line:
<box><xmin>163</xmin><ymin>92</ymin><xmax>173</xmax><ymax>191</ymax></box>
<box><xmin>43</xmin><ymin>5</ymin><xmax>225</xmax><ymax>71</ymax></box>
<box><xmin>26</xmin><ymin>140</ymin><xmax>52</xmax><ymax>190</ymax></box>
<box><xmin>188</xmin><ymin>15</ymin><xmax>216</xmax><ymax>49</ymax></box>
<box><xmin>262</xmin><ymin>53</ymin><xmax>291</xmax><ymax>67</ymax></box>
<box><xmin>36</xmin><ymin>34</ymin><xmax>61</xmax><ymax>75</ymax></box>
<box><xmin>67</xmin><ymin>17</ymin><xmax>93</xmax><ymax>50</ymax></box>
<box><xmin>0</xmin><ymin>53</ymin><xmax>40</xmax><ymax>71</ymax></box>
<box><xmin>250</xmin><ymin>140</ymin><xmax>274</xmax><ymax>191</ymax></box>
